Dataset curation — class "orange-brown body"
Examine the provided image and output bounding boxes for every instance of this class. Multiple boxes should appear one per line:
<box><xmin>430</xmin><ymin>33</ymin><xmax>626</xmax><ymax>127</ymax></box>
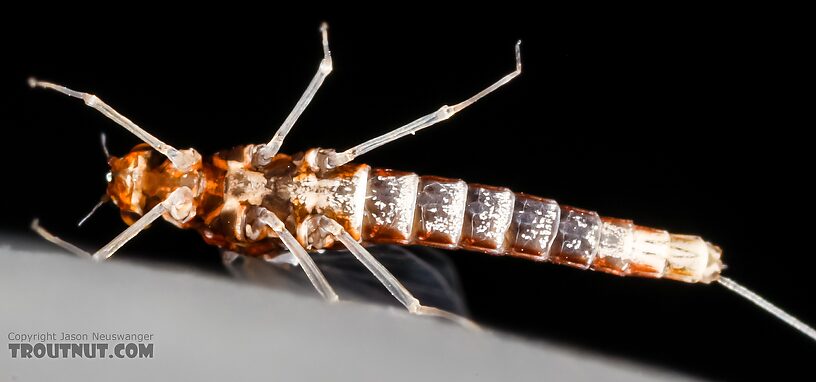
<box><xmin>107</xmin><ymin>144</ymin><xmax>723</xmax><ymax>283</ymax></box>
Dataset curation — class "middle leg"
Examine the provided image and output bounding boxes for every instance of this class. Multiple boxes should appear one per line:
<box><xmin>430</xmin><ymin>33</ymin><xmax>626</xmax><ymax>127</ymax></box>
<box><xmin>253</xmin><ymin>22</ymin><xmax>334</xmax><ymax>166</ymax></box>
<box><xmin>249</xmin><ymin>207</ymin><xmax>338</xmax><ymax>302</ymax></box>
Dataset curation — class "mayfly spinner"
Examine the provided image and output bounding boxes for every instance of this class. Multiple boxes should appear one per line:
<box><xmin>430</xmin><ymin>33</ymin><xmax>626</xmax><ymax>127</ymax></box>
<box><xmin>29</xmin><ymin>23</ymin><xmax>815</xmax><ymax>339</ymax></box>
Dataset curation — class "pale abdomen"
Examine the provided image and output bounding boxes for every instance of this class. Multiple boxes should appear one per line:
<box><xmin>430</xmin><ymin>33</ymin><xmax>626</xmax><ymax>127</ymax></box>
<box><xmin>362</xmin><ymin>168</ymin><xmax>723</xmax><ymax>284</ymax></box>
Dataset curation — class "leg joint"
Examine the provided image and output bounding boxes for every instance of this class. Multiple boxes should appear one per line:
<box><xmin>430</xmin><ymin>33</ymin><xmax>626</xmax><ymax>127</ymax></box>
<box><xmin>83</xmin><ymin>94</ymin><xmax>100</xmax><ymax>107</ymax></box>
<box><xmin>319</xmin><ymin>57</ymin><xmax>333</xmax><ymax>75</ymax></box>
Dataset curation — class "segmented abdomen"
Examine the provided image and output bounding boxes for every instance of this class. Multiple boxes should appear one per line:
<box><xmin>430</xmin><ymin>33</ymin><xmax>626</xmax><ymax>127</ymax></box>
<box><xmin>362</xmin><ymin>169</ymin><xmax>722</xmax><ymax>284</ymax></box>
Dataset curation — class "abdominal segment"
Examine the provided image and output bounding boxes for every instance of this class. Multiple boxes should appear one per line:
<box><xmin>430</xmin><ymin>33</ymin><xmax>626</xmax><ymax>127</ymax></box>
<box><xmin>362</xmin><ymin>168</ymin><xmax>723</xmax><ymax>284</ymax></box>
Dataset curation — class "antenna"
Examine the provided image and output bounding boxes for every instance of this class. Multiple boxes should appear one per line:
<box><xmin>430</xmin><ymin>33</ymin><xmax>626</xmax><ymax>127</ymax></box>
<box><xmin>100</xmin><ymin>132</ymin><xmax>111</xmax><ymax>159</ymax></box>
<box><xmin>77</xmin><ymin>195</ymin><xmax>111</xmax><ymax>227</ymax></box>
<box><xmin>718</xmin><ymin>276</ymin><xmax>816</xmax><ymax>342</ymax></box>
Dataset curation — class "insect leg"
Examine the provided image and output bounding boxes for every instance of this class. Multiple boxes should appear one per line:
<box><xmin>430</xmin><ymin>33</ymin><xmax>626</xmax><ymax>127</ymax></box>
<box><xmin>316</xmin><ymin>216</ymin><xmax>479</xmax><ymax>329</ymax></box>
<box><xmin>253</xmin><ymin>23</ymin><xmax>334</xmax><ymax>166</ymax></box>
<box><xmin>319</xmin><ymin>41</ymin><xmax>522</xmax><ymax>169</ymax></box>
<box><xmin>31</xmin><ymin>219</ymin><xmax>93</xmax><ymax>259</ymax></box>
<box><xmin>28</xmin><ymin>79</ymin><xmax>199</xmax><ymax>171</ymax></box>
<box><xmin>221</xmin><ymin>250</ymin><xmax>246</xmax><ymax>279</ymax></box>
<box><xmin>221</xmin><ymin>250</ymin><xmax>296</xmax><ymax>279</ymax></box>
<box><xmin>251</xmin><ymin>207</ymin><xmax>339</xmax><ymax>302</ymax></box>
<box><xmin>32</xmin><ymin>187</ymin><xmax>194</xmax><ymax>262</ymax></box>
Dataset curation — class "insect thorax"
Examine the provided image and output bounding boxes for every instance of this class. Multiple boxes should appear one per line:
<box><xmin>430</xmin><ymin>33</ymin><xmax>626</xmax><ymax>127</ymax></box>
<box><xmin>107</xmin><ymin>144</ymin><xmax>204</xmax><ymax>226</ymax></box>
<box><xmin>202</xmin><ymin>145</ymin><xmax>369</xmax><ymax>253</ymax></box>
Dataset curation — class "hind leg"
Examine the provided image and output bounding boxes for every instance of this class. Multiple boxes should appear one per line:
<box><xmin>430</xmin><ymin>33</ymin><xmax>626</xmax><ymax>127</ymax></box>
<box><xmin>316</xmin><ymin>216</ymin><xmax>479</xmax><ymax>330</ymax></box>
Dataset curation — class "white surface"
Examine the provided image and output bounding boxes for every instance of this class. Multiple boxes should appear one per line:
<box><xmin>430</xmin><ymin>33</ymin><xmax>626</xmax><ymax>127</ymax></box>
<box><xmin>0</xmin><ymin>238</ymin><xmax>695</xmax><ymax>381</ymax></box>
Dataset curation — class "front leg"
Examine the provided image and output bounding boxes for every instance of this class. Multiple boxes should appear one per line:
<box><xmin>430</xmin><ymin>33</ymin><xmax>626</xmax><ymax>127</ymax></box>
<box><xmin>32</xmin><ymin>187</ymin><xmax>195</xmax><ymax>262</ymax></box>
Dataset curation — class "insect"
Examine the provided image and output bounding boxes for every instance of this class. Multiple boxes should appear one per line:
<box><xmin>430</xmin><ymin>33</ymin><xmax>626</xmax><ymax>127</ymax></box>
<box><xmin>28</xmin><ymin>23</ymin><xmax>815</xmax><ymax>340</ymax></box>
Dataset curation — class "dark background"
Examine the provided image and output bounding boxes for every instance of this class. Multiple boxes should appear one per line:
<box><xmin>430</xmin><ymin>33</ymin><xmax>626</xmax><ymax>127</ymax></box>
<box><xmin>1</xmin><ymin>11</ymin><xmax>811</xmax><ymax>380</ymax></box>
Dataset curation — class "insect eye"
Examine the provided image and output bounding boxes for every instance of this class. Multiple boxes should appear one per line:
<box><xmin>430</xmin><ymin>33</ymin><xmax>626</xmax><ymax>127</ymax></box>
<box><xmin>106</xmin><ymin>171</ymin><xmax>113</xmax><ymax>183</ymax></box>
